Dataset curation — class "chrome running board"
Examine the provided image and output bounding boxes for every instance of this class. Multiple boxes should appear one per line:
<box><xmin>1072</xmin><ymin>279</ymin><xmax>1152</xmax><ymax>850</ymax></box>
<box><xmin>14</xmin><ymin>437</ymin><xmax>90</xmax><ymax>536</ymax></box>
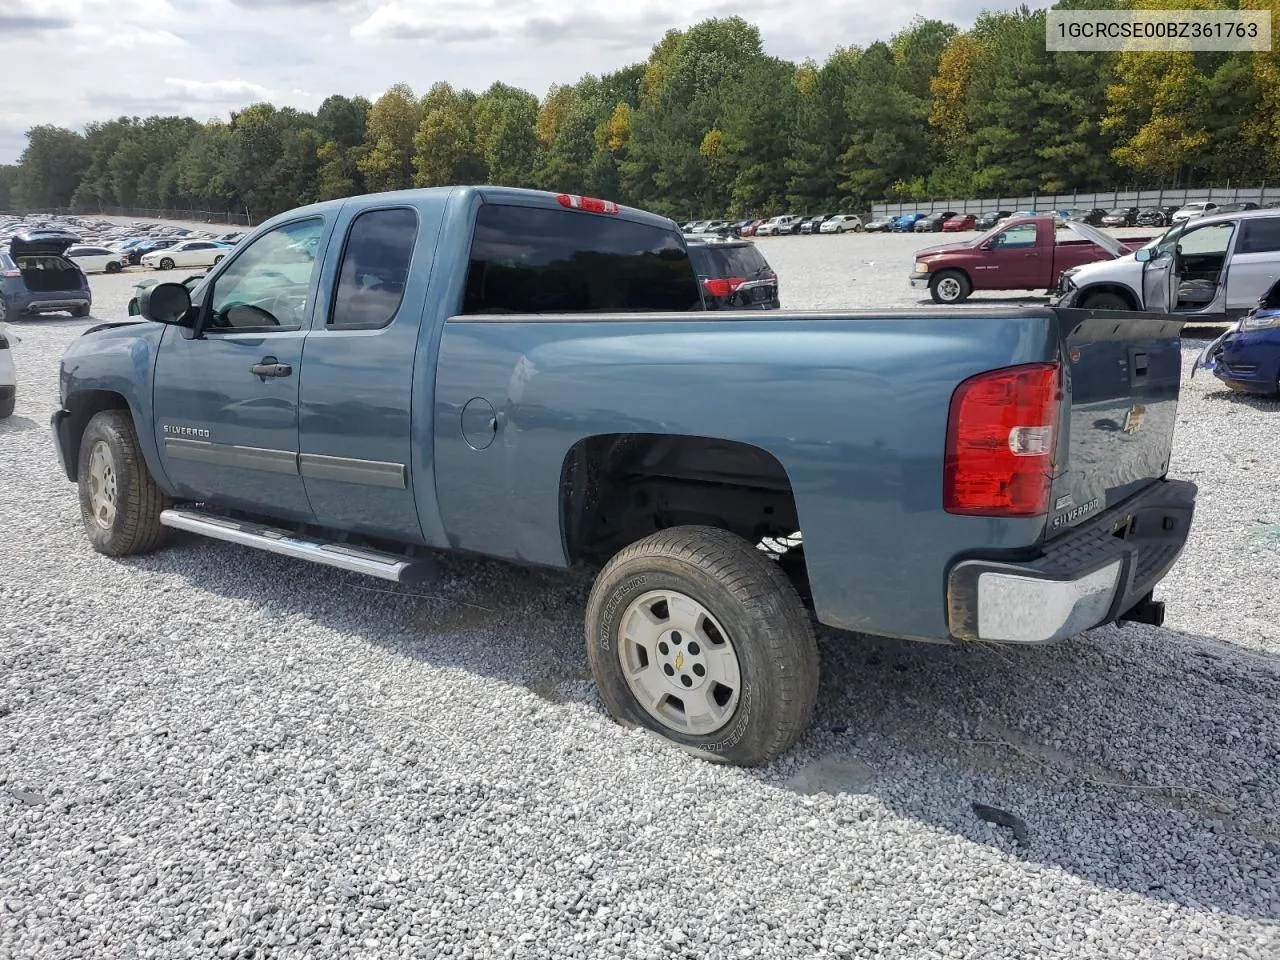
<box><xmin>159</xmin><ymin>508</ymin><xmax>430</xmax><ymax>583</ymax></box>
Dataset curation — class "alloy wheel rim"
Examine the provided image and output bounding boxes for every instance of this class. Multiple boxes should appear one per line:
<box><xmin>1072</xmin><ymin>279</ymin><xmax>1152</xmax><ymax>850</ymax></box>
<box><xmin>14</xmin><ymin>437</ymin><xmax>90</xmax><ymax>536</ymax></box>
<box><xmin>617</xmin><ymin>589</ymin><xmax>742</xmax><ymax>736</ymax></box>
<box><xmin>86</xmin><ymin>441</ymin><xmax>118</xmax><ymax>529</ymax></box>
<box><xmin>938</xmin><ymin>277</ymin><xmax>961</xmax><ymax>301</ymax></box>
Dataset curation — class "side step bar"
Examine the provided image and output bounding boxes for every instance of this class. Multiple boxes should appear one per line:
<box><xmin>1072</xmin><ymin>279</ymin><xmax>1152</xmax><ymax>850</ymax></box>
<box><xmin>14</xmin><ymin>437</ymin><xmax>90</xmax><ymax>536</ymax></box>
<box><xmin>159</xmin><ymin>508</ymin><xmax>432</xmax><ymax>583</ymax></box>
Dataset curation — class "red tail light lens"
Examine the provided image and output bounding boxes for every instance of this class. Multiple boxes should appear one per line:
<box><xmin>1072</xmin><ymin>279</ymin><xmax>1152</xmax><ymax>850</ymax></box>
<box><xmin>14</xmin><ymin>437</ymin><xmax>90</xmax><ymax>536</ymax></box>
<box><xmin>703</xmin><ymin>277</ymin><xmax>747</xmax><ymax>297</ymax></box>
<box><xmin>555</xmin><ymin>193</ymin><xmax>619</xmax><ymax>215</ymax></box>
<box><xmin>944</xmin><ymin>362</ymin><xmax>1061</xmax><ymax>517</ymax></box>
<box><xmin>2</xmin><ymin>269</ymin><xmax>19</xmax><ymax>278</ymax></box>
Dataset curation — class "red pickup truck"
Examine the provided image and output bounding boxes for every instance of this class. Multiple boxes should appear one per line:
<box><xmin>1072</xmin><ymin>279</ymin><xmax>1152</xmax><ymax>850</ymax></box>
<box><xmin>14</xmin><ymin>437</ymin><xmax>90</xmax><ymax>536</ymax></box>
<box><xmin>910</xmin><ymin>216</ymin><xmax>1154</xmax><ymax>304</ymax></box>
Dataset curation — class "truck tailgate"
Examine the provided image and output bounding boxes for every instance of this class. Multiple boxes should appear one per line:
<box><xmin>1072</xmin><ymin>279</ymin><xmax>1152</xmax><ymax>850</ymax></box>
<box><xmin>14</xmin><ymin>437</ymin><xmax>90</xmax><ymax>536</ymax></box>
<box><xmin>1048</xmin><ymin>311</ymin><xmax>1184</xmax><ymax>537</ymax></box>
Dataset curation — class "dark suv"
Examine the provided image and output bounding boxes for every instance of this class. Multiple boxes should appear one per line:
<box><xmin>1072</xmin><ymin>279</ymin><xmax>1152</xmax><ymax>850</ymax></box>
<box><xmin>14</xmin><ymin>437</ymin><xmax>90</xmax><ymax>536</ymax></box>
<box><xmin>0</xmin><ymin>230</ymin><xmax>92</xmax><ymax>321</ymax></box>
<box><xmin>686</xmin><ymin>237</ymin><xmax>779</xmax><ymax>310</ymax></box>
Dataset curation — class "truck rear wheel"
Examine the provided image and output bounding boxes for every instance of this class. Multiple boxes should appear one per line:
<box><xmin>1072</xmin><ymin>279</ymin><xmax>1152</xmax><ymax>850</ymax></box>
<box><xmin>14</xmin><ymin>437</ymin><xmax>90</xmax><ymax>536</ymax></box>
<box><xmin>585</xmin><ymin>525</ymin><xmax>820</xmax><ymax>767</ymax></box>
<box><xmin>77</xmin><ymin>410</ymin><xmax>172</xmax><ymax>557</ymax></box>
<box><xmin>929</xmin><ymin>270</ymin><xmax>971</xmax><ymax>304</ymax></box>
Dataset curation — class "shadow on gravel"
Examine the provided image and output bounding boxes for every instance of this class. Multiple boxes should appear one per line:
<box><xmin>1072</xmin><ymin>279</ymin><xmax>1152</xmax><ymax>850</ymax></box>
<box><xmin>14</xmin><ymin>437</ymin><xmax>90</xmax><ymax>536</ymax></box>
<box><xmin>124</xmin><ymin>534</ymin><xmax>1279</xmax><ymax>922</ymax></box>
<box><xmin>0</xmin><ymin>414</ymin><xmax>39</xmax><ymax>434</ymax></box>
<box><xmin>1201</xmin><ymin>389</ymin><xmax>1280</xmax><ymax>411</ymax></box>
<box><xmin>783</xmin><ymin>625</ymin><xmax>1280</xmax><ymax>921</ymax></box>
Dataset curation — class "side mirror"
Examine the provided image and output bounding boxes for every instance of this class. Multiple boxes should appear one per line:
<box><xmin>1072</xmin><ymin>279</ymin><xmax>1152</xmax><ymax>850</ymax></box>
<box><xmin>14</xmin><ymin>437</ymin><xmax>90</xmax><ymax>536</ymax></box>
<box><xmin>979</xmin><ymin>240</ymin><xmax>993</xmax><ymax>251</ymax></box>
<box><xmin>139</xmin><ymin>281</ymin><xmax>194</xmax><ymax>326</ymax></box>
<box><xmin>1134</xmin><ymin>247</ymin><xmax>1152</xmax><ymax>263</ymax></box>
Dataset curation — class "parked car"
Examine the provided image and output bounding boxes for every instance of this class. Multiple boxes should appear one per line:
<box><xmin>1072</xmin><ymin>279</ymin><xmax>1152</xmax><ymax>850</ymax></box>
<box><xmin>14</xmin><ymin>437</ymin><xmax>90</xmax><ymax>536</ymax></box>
<box><xmin>755</xmin><ymin>215</ymin><xmax>801</xmax><ymax>236</ymax></box>
<box><xmin>1055</xmin><ymin>208</ymin><xmax>1280</xmax><ymax>321</ymax></box>
<box><xmin>0</xmin><ymin>231</ymin><xmax>92</xmax><ymax>320</ymax></box>
<box><xmin>0</xmin><ymin>324</ymin><xmax>14</xmax><ymax>418</ymax></box>
<box><xmin>910</xmin><ymin>216</ymin><xmax>1154</xmax><ymax>304</ymax></box>
<box><xmin>915</xmin><ymin>212</ymin><xmax>957</xmax><ymax>233</ymax></box>
<box><xmin>140</xmin><ymin>240</ymin><xmax>231</xmax><ymax>270</ymax></box>
<box><xmin>1171</xmin><ymin>201</ymin><xmax>1219</xmax><ymax>223</ymax></box>
<box><xmin>1101</xmin><ymin>207</ymin><xmax>1140</xmax><ymax>228</ymax></box>
<box><xmin>685</xmin><ymin>236</ymin><xmax>779</xmax><ymax>310</ymax></box>
<box><xmin>973</xmin><ymin>211</ymin><xmax>1012</xmax><ymax>230</ymax></box>
<box><xmin>122</xmin><ymin>238</ymin><xmax>179</xmax><ymax>267</ymax></box>
<box><xmin>941</xmin><ymin>213</ymin><xmax>978</xmax><ymax>232</ymax></box>
<box><xmin>819</xmin><ymin>214</ymin><xmax>863</xmax><ymax>234</ymax></box>
<box><xmin>1215</xmin><ymin>202</ymin><xmax>1259</xmax><ymax>214</ymax></box>
<box><xmin>1136</xmin><ymin>207</ymin><xmax>1169</xmax><ymax>228</ymax></box>
<box><xmin>864</xmin><ymin>216</ymin><xmax>896</xmax><ymax>232</ymax></box>
<box><xmin>799</xmin><ymin>216</ymin><xmax>831</xmax><ymax>235</ymax></box>
<box><xmin>1195</xmin><ymin>277</ymin><xmax>1280</xmax><ymax>395</ymax></box>
<box><xmin>66</xmin><ymin>245</ymin><xmax>125</xmax><ymax>274</ymax></box>
<box><xmin>892</xmin><ymin>213</ymin><xmax>927</xmax><ymax>232</ymax></box>
<box><xmin>49</xmin><ymin>185</ymin><xmax>1198</xmax><ymax>767</ymax></box>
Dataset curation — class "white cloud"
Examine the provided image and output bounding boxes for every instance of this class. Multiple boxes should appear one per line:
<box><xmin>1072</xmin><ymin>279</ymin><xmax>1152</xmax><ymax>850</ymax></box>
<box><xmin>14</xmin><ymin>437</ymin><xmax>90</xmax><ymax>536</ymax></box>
<box><xmin>162</xmin><ymin>78</ymin><xmax>276</xmax><ymax>102</ymax></box>
<box><xmin>100</xmin><ymin>29</ymin><xmax>187</xmax><ymax>50</ymax></box>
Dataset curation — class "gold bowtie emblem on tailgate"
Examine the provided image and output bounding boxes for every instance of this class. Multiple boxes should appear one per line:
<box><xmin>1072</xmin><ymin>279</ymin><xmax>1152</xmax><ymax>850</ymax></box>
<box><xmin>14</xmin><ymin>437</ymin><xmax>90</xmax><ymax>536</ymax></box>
<box><xmin>1123</xmin><ymin>404</ymin><xmax>1146</xmax><ymax>434</ymax></box>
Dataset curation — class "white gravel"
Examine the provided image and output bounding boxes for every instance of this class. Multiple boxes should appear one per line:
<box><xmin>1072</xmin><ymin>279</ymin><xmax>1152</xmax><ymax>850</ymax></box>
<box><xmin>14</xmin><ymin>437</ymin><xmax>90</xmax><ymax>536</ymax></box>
<box><xmin>1</xmin><ymin>241</ymin><xmax>1277</xmax><ymax>960</ymax></box>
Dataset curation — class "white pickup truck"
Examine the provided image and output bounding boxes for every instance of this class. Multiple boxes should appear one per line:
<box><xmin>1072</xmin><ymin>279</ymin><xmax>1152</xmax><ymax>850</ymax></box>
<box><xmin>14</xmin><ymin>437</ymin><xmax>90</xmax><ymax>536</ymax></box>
<box><xmin>1054</xmin><ymin>208</ymin><xmax>1280</xmax><ymax>320</ymax></box>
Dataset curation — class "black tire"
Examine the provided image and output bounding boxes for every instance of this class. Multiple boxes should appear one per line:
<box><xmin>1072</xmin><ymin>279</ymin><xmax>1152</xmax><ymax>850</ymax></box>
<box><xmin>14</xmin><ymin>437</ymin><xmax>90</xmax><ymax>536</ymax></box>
<box><xmin>0</xmin><ymin>296</ymin><xmax>7</xmax><ymax>322</ymax></box>
<box><xmin>1081</xmin><ymin>291</ymin><xmax>1132</xmax><ymax>311</ymax></box>
<box><xmin>929</xmin><ymin>269</ymin><xmax>972</xmax><ymax>304</ymax></box>
<box><xmin>105</xmin><ymin>261</ymin><xmax>122</xmax><ymax>274</ymax></box>
<box><xmin>585</xmin><ymin>525</ymin><xmax>820</xmax><ymax>767</ymax></box>
<box><xmin>213</xmin><ymin>255</ymin><xmax>224</xmax><ymax>265</ymax></box>
<box><xmin>854</xmin><ymin>224</ymin><xmax>864</xmax><ymax>232</ymax></box>
<box><xmin>159</xmin><ymin>257</ymin><xmax>175</xmax><ymax>270</ymax></box>
<box><xmin>76</xmin><ymin>410</ymin><xmax>172</xmax><ymax>557</ymax></box>
<box><xmin>72</xmin><ymin>305</ymin><xmax>91</xmax><ymax>318</ymax></box>
<box><xmin>0</xmin><ymin>392</ymin><xmax>13</xmax><ymax>419</ymax></box>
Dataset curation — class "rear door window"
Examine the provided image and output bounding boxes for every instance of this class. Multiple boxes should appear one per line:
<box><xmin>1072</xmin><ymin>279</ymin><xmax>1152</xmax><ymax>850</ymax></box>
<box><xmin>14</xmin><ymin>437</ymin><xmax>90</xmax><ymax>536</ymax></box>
<box><xmin>329</xmin><ymin>207</ymin><xmax>419</xmax><ymax>330</ymax></box>
<box><xmin>1238</xmin><ymin>218</ymin><xmax>1280</xmax><ymax>254</ymax></box>
<box><xmin>462</xmin><ymin>204</ymin><xmax>700</xmax><ymax>314</ymax></box>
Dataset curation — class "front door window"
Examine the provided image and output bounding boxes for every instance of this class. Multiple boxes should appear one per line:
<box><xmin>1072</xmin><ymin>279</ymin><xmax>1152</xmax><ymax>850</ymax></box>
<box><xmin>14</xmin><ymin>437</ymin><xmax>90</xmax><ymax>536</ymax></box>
<box><xmin>205</xmin><ymin>218</ymin><xmax>324</xmax><ymax>333</ymax></box>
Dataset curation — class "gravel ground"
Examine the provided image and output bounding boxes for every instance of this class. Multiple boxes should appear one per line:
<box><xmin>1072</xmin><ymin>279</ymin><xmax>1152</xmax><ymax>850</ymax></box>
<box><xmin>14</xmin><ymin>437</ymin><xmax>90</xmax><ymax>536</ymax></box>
<box><xmin>1</xmin><ymin>239</ymin><xmax>1277</xmax><ymax>960</ymax></box>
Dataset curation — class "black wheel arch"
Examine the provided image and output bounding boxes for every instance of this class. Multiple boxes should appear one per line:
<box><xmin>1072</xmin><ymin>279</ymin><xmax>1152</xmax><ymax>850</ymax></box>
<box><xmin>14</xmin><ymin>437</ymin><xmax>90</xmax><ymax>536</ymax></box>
<box><xmin>56</xmin><ymin>390</ymin><xmax>134</xmax><ymax>482</ymax></box>
<box><xmin>1075</xmin><ymin>283</ymin><xmax>1142</xmax><ymax>310</ymax></box>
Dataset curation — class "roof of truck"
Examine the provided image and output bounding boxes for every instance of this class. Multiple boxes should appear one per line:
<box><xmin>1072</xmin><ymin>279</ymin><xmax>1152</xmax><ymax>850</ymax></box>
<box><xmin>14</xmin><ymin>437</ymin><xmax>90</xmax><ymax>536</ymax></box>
<box><xmin>253</xmin><ymin>186</ymin><xmax>677</xmax><ymax>237</ymax></box>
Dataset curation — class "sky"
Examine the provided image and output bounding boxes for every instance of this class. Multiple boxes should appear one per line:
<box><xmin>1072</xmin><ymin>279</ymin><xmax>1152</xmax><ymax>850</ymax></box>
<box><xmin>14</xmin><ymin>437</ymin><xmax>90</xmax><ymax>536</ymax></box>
<box><xmin>0</xmin><ymin>0</ymin><xmax>1041</xmax><ymax>163</ymax></box>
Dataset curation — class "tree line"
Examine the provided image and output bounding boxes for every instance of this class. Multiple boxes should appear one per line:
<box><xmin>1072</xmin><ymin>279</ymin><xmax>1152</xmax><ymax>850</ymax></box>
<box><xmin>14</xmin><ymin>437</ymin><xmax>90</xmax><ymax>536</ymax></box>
<box><xmin>2</xmin><ymin>2</ymin><xmax>1277</xmax><ymax>223</ymax></box>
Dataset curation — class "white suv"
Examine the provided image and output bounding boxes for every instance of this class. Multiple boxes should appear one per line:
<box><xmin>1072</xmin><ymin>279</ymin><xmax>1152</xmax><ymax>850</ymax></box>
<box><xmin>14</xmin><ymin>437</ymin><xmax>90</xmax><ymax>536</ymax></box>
<box><xmin>820</xmin><ymin>214</ymin><xmax>864</xmax><ymax>234</ymax></box>
<box><xmin>756</xmin><ymin>215</ymin><xmax>801</xmax><ymax>237</ymax></box>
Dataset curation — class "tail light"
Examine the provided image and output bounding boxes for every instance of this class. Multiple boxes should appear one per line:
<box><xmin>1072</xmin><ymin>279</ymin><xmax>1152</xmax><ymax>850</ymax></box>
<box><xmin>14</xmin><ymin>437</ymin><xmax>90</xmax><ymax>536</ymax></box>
<box><xmin>703</xmin><ymin>277</ymin><xmax>747</xmax><ymax>297</ymax></box>
<box><xmin>555</xmin><ymin>193</ymin><xmax>619</xmax><ymax>215</ymax></box>
<box><xmin>2</xmin><ymin>269</ymin><xmax>19</xmax><ymax>278</ymax></box>
<box><xmin>944</xmin><ymin>362</ymin><xmax>1061</xmax><ymax>517</ymax></box>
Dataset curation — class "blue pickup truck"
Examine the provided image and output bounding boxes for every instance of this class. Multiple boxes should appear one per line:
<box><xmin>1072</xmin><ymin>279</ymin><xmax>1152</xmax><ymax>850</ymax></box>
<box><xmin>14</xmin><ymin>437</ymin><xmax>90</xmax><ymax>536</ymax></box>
<box><xmin>51</xmin><ymin>186</ymin><xmax>1198</xmax><ymax>766</ymax></box>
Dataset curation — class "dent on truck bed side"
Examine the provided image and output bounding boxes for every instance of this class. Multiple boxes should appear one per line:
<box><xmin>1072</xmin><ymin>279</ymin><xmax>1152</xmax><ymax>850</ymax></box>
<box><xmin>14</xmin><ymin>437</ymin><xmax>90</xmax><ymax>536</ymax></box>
<box><xmin>433</xmin><ymin>309</ymin><xmax>1059</xmax><ymax>642</ymax></box>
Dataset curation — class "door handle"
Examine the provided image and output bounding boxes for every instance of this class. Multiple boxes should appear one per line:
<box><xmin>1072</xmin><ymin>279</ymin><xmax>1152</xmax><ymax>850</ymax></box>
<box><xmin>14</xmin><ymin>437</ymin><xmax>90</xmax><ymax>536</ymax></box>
<box><xmin>251</xmin><ymin>357</ymin><xmax>292</xmax><ymax>378</ymax></box>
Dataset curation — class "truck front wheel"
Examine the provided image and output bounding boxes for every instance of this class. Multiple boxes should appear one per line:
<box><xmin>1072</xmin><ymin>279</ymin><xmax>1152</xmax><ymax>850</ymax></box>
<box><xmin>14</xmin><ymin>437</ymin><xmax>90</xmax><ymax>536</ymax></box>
<box><xmin>929</xmin><ymin>270</ymin><xmax>971</xmax><ymax>304</ymax></box>
<box><xmin>76</xmin><ymin>410</ymin><xmax>172</xmax><ymax>557</ymax></box>
<box><xmin>585</xmin><ymin>525</ymin><xmax>820</xmax><ymax>767</ymax></box>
